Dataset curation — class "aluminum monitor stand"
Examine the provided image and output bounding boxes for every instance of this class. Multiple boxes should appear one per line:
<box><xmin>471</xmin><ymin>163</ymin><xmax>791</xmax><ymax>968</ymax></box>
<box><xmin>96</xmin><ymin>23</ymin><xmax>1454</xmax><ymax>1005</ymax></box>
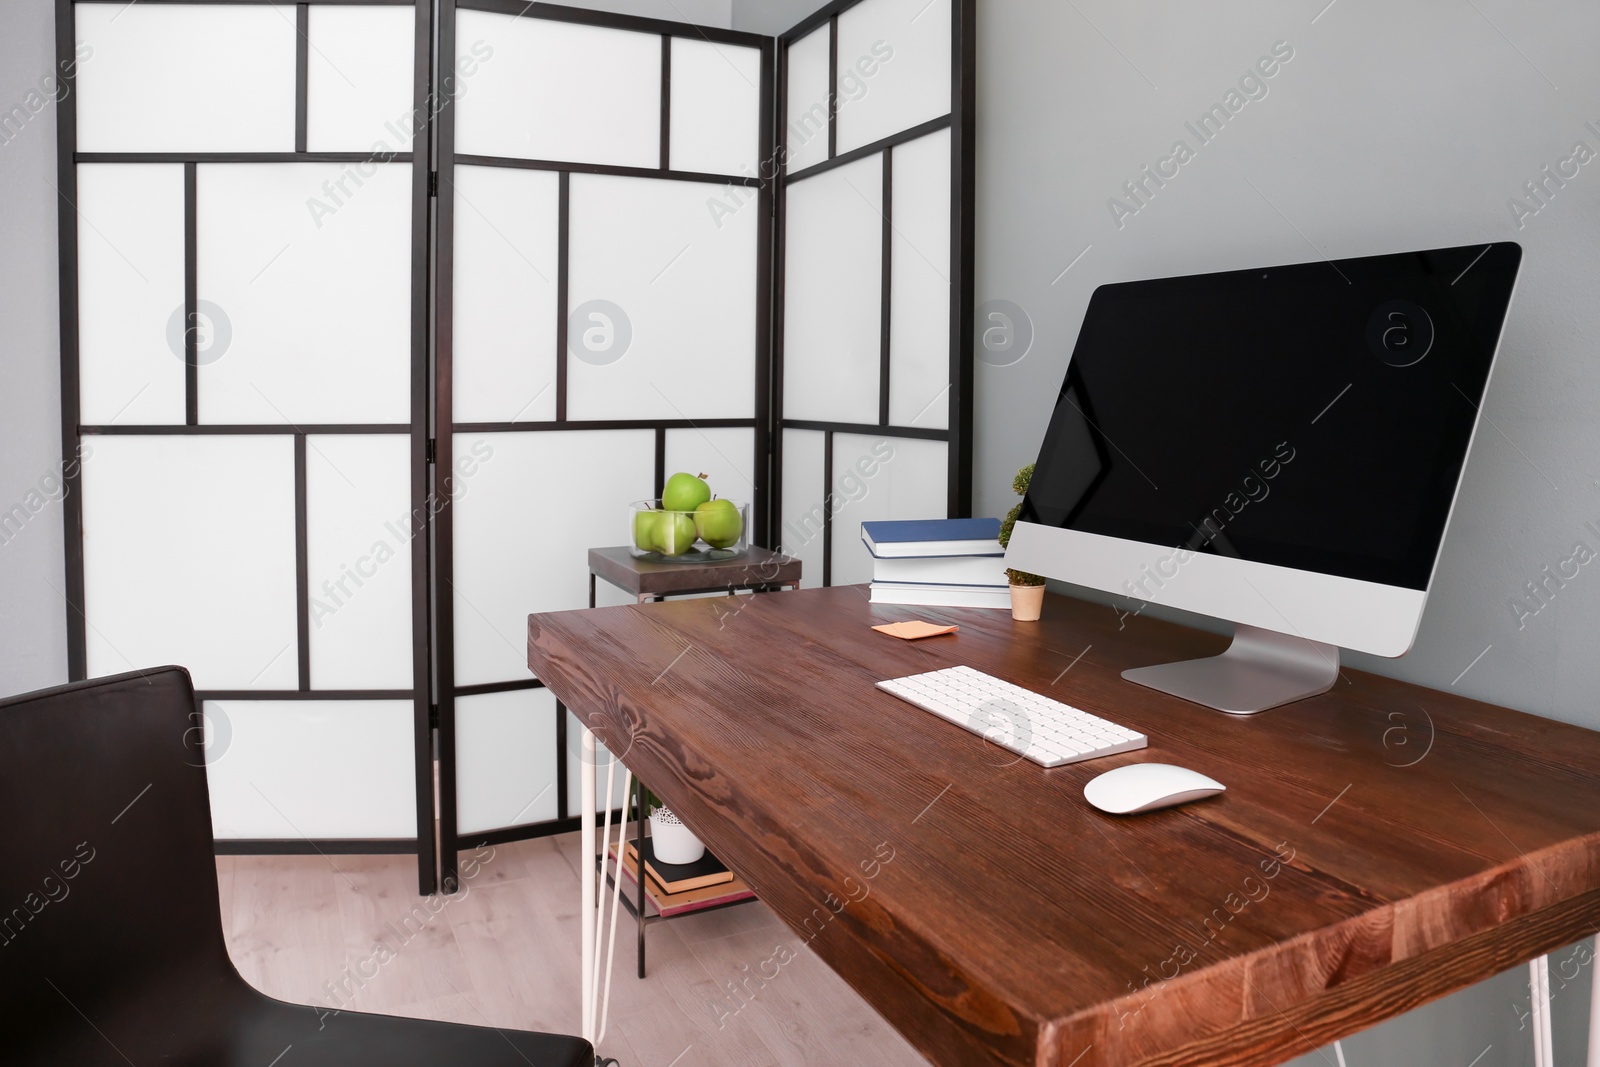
<box><xmin>1122</xmin><ymin>624</ymin><xmax>1340</xmax><ymax>714</ymax></box>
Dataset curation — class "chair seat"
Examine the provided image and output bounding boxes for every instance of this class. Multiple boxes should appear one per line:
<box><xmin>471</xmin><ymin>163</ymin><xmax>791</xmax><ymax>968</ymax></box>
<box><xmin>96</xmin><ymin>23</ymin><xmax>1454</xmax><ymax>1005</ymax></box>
<box><xmin>234</xmin><ymin>991</ymin><xmax>595</xmax><ymax>1067</ymax></box>
<box><xmin>19</xmin><ymin>967</ymin><xmax>592</xmax><ymax>1067</ymax></box>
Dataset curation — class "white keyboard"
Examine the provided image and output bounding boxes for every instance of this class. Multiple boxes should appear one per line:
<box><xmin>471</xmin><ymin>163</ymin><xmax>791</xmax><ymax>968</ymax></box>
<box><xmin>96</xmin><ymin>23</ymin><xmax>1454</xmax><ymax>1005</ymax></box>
<box><xmin>876</xmin><ymin>665</ymin><xmax>1148</xmax><ymax>768</ymax></box>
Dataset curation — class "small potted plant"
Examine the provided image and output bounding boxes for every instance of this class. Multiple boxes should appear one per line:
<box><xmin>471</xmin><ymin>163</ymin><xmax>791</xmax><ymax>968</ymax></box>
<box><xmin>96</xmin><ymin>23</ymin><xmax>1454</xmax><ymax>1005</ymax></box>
<box><xmin>999</xmin><ymin>463</ymin><xmax>1047</xmax><ymax>621</ymax></box>
<box><xmin>639</xmin><ymin>784</ymin><xmax>705</xmax><ymax>865</ymax></box>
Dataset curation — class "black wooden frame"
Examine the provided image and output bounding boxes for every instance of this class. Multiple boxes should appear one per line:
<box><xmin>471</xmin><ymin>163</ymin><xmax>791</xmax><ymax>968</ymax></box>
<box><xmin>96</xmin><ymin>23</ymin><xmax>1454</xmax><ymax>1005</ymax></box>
<box><xmin>432</xmin><ymin>0</ymin><xmax>777</xmax><ymax>891</ymax></box>
<box><xmin>773</xmin><ymin>0</ymin><xmax>977</xmax><ymax>585</ymax></box>
<box><xmin>55</xmin><ymin>0</ymin><xmax>440</xmax><ymax>890</ymax></box>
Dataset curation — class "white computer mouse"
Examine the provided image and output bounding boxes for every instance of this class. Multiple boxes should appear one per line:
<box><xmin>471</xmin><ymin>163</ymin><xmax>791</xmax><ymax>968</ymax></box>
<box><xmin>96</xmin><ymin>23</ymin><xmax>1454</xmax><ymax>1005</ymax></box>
<box><xmin>1083</xmin><ymin>763</ymin><xmax>1225</xmax><ymax>814</ymax></box>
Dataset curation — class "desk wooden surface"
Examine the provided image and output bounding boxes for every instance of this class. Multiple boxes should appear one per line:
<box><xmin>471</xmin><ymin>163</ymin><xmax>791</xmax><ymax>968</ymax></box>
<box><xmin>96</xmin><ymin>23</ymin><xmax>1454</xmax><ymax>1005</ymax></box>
<box><xmin>527</xmin><ymin>586</ymin><xmax>1600</xmax><ymax>1067</ymax></box>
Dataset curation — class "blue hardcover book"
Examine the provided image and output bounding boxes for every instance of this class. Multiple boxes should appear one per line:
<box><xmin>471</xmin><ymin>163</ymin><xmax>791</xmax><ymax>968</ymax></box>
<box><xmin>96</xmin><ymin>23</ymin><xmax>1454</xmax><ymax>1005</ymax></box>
<box><xmin>860</xmin><ymin>518</ymin><xmax>1003</xmax><ymax>559</ymax></box>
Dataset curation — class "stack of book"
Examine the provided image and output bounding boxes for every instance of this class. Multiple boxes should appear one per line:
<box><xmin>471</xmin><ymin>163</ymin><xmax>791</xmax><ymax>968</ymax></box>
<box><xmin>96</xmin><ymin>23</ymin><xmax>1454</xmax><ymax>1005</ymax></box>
<box><xmin>862</xmin><ymin>517</ymin><xmax>1009</xmax><ymax>609</ymax></box>
<box><xmin>608</xmin><ymin>838</ymin><xmax>756</xmax><ymax>917</ymax></box>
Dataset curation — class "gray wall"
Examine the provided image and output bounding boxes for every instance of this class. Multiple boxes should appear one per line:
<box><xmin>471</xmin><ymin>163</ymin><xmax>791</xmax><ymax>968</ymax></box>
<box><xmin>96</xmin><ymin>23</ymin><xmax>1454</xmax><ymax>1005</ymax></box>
<box><xmin>575</xmin><ymin>0</ymin><xmax>731</xmax><ymax>26</ymax></box>
<box><xmin>732</xmin><ymin>0</ymin><xmax>815</xmax><ymax>36</ymax></box>
<box><xmin>0</xmin><ymin>0</ymin><xmax>68</xmax><ymax>698</ymax></box>
<box><xmin>961</xmin><ymin>0</ymin><xmax>1599</xmax><ymax>1064</ymax></box>
<box><xmin>972</xmin><ymin>0</ymin><xmax>1600</xmax><ymax>732</ymax></box>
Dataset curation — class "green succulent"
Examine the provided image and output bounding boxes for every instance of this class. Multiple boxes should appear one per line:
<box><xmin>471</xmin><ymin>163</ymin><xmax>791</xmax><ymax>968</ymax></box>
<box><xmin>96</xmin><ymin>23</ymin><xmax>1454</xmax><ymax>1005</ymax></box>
<box><xmin>1000</xmin><ymin>466</ymin><xmax>1046</xmax><ymax>587</ymax></box>
<box><xmin>1011</xmin><ymin>463</ymin><xmax>1035</xmax><ymax>497</ymax></box>
<box><xmin>998</xmin><ymin>502</ymin><xmax>1021</xmax><ymax>550</ymax></box>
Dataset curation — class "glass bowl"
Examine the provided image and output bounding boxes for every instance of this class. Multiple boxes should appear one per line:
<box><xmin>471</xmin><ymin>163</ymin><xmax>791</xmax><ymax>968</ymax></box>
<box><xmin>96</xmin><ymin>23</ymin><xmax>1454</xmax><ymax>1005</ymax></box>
<box><xmin>628</xmin><ymin>499</ymin><xmax>749</xmax><ymax>562</ymax></box>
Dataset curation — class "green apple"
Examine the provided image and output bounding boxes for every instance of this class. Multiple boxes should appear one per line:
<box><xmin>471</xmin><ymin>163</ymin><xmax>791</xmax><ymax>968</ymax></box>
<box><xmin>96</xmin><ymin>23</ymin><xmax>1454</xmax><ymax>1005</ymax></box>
<box><xmin>694</xmin><ymin>498</ymin><xmax>743</xmax><ymax>548</ymax></box>
<box><xmin>656</xmin><ymin>511</ymin><xmax>699</xmax><ymax>555</ymax></box>
<box><xmin>662</xmin><ymin>471</ymin><xmax>711</xmax><ymax>513</ymax></box>
<box><xmin>633</xmin><ymin>508</ymin><xmax>660</xmax><ymax>552</ymax></box>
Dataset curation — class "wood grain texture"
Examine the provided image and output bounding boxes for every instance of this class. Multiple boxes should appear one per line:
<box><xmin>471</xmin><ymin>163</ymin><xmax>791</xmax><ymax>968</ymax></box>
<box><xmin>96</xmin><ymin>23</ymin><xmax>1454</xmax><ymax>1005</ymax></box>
<box><xmin>589</xmin><ymin>545</ymin><xmax>802</xmax><ymax>597</ymax></box>
<box><xmin>527</xmin><ymin>585</ymin><xmax>1600</xmax><ymax>1067</ymax></box>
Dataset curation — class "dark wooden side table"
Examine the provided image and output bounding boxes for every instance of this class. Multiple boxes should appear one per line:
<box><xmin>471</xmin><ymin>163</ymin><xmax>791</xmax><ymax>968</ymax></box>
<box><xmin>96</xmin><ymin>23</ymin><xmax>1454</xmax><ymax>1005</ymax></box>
<box><xmin>579</xmin><ymin>544</ymin><xmax>801</xmax><ymax>977</ymax></box>
<box><xmin>586</xmin><ymin>544</ymin><xmax>802</xmax><ymax>606</ymax></box>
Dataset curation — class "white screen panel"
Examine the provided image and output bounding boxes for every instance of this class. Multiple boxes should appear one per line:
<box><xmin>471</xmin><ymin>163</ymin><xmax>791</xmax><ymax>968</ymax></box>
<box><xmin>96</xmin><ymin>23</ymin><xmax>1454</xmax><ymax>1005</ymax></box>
<box><xmin>888</xmin><ymin>129</ymin><xmax>952</xmax><ymax>429</ymax></box>
<box><xmin>452</xmin><ymin>430</ymin><xmax>654</xmax><ymax>686</ymax></box>
<box><xmin>565</xmin><ymin>708</ymin><xmax>635</xmax><ymax>816</ymax></box>
<box><xmin>663</xmin><ymin>428</ymin><xmax>756</xmax><ymax>508</ymax></box>
<box><xmin>75</xmin><ymin>3</ymin><xmax>296</xmax><ymax>153</ymax></box>
<box><xmin>670</xmin><ymin>38</ymin><xmax>761</xmax><ymax>176</ymax></box>
<box><xmin>306</xmin><ymin>434</ymin><xmax>413</xmax><ymax>690</ymax></box>
<box><xmin>204</xmin><ymin>700</ymin><xmax>416</xmax><ymax>839</ymax></box>
<box><xmin>567</xmin><ymin>174</ymin><xmax>758</xmax><ymax>422</ymax></box>
<box><xmin>784</xmin><ymin>24</ymin><xmax>831</xmax><ymax>173</ymax></box>
<box><xmin>306</xmin><ymin>5</ymin><xmax>417</xmax><ymax>153</ymax></box>
<box><xmin>455</xmin><ymin>10</ymin><xmax>660</xmax><ymax>168</ymax></box>
<box><xmin>835</xmin><ymin>0</ymin><xmax>951</xmax><ymax>154</ymax></box>
<box><xmin>197</xmin><ymin>162</ymin><xmax>412</xmax><ymax>424</ymax></box>
<box><xmin>829</xmin><ymin>434</ymin><xmax>947</xmax><ymax>587</ymax></box>
<box><xmin>76</xmin><ymin>164</ymin><xmax>186</xmax><ymax>425</ymax></box>
<box><xmin>782</xmin><ymin>155</ymin><xmax>882</xmax><ymax>425</ymax></box>
<box><xmin>81</xmin><ymin>435</ymin><xmax>298</xmax><ymax>689</ymax></box>
<box><xmin>451</xmin><ymin>165</ymin><xmax>560</xmax><ymax>423</ymax></box>
<box><xmin>456</xmin><ymin>690</ymin><xmax>559</xmax><ymax>834</ymax></box>
<box><xmin>778</xmin><ymin>428</ymin><xmax>826</xmax><ymax>589</ymax></box>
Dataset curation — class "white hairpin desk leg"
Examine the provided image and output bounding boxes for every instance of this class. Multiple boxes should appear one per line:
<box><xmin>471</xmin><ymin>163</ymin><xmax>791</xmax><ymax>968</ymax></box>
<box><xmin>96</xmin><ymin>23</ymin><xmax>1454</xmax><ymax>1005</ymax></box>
<box><xmin>1589</xmin><ymin>936</ymin><xmax>1600</xmax><ymax>1067</ymax></box>
<box><xmin>1531</xmin><ymin>954</ymin><xmax>1553</xmax><ymax>1067</ymax></box>
<box><xmin>580</xmin><ymin>727</ymin><xmax>597</xmax><ymax>1046</ymax></box>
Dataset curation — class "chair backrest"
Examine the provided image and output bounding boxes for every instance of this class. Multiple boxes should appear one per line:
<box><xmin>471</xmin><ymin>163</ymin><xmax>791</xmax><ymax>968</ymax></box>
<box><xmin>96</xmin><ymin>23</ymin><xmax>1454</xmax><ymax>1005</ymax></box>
<box><xmin>0</xmin><ymin>667</ymin><xmax>232</xmax><ymax>1023</ymax></box>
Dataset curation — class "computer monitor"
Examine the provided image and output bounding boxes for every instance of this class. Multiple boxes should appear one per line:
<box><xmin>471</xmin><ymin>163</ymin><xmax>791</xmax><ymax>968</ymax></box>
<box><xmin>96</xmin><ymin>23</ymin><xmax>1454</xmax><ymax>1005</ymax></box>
<box><xmin>1004</xmin><ymin>243</ymin><xmax>1522</xmax><ymax>714</ymax></box>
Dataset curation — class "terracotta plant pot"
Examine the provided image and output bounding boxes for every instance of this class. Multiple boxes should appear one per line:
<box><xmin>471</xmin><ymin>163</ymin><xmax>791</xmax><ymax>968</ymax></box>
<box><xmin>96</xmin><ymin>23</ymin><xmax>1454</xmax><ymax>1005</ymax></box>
<box><xmin>648</xmin><ymin>808</ymin><xmax>706</xmax><ymax>865</ymax></box>
<box><xmin>1010</xmin><ymin>583</ymin><xmax>1045</xmax><ymax>622</ymax></box>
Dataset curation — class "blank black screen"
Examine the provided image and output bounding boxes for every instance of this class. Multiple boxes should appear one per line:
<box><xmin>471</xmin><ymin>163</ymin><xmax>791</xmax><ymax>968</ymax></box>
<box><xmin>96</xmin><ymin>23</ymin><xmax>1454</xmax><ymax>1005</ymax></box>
<box><xmin>1020</xmin><ymin>243</ymin><xmax>1521</xmax><ymax>590</ymax></box>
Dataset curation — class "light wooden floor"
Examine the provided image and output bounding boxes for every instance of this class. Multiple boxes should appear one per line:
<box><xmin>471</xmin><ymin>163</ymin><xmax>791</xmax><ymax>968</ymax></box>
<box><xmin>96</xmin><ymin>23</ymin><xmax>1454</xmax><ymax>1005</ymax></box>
<box><xmin>217</xmin><ymin>833</ymin><xmax>928</xmax><ymax>1067</ymax></box>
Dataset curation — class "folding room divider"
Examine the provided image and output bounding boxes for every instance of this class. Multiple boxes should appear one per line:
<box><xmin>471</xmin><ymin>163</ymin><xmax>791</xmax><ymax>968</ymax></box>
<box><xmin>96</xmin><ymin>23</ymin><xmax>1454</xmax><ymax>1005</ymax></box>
<box><xmin>56</xmin><ymin>0</ymin><xmax>973</xmax><ymax>894</ymax></box>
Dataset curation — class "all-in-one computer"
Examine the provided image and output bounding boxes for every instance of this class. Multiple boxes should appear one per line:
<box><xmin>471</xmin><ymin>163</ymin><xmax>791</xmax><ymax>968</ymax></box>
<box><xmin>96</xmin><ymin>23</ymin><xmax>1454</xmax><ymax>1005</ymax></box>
<box><xmin>1005</xmin><ymin>242</ymin><xmax>1522</xmax><ymax>713</ymax></box>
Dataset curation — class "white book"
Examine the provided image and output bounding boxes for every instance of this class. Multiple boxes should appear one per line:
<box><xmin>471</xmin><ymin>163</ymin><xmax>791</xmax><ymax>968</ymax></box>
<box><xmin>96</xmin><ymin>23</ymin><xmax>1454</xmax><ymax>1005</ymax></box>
<box><xmin>869</xmin><ymin>582</ymin><xmax>1012</xmax><ymax>610</ymax></box>
<box><xmin>872</xmin><ymin>555</ymin><xmax>1009</xmax><ymax>587</ymax></box>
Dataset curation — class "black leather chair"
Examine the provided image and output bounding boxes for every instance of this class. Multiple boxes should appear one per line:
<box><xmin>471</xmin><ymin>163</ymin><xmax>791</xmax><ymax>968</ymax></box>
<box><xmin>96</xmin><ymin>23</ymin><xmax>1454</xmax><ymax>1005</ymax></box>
<box><xmin>0</xmin><ymin>666</ymin><xmax>593</xmax><ymax>1066</ymax></box>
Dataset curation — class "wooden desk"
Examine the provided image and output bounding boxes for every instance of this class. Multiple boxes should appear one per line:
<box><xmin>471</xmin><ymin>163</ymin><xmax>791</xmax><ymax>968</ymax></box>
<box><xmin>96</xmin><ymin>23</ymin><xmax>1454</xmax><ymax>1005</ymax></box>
<box><xmin>528</xmin><ymin>586</ymin><xmax>1600</xmax><ymax>1067</ymax></box>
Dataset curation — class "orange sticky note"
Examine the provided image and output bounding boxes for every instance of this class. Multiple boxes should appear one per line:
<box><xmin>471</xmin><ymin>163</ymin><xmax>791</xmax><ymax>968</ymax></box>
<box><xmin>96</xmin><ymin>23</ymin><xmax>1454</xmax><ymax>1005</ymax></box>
<box><xmin>873</xmin><ymin>621</ymin><xmax>959</xmax><ymax>640</ymax></box>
